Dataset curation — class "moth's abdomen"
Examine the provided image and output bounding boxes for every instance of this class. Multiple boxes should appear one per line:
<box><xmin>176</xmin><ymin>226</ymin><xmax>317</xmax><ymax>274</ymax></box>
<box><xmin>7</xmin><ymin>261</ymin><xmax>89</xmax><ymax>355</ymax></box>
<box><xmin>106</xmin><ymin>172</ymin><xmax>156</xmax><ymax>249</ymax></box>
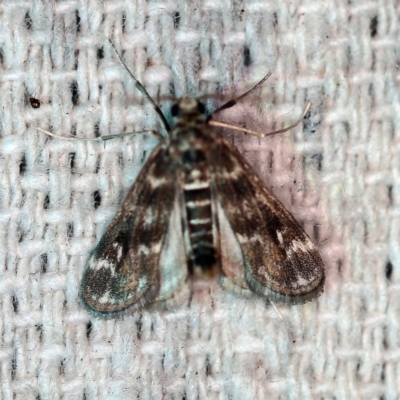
<box><xmin>180</xmin><ymin>147</ymin><xmax>217</xmax><ymax>279</ymax></box>
<box><xmin>185</xmin><ymin>187</ymin><xmax>215</xmax><ymax>265</ymax></box>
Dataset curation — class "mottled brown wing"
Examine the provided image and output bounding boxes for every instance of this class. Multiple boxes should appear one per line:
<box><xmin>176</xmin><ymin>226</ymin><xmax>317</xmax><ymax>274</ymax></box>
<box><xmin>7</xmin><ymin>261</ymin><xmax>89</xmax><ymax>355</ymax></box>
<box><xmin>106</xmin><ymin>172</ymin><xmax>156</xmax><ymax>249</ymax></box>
<box><xmin>211</xmin><ymin>135</ymin><xmax>325</xmax><ymax>305</ymax></box>
<box><xmin>80</xmin><ymin>142</ymin><xmax>178</xmax><ymax>318</ymax></box>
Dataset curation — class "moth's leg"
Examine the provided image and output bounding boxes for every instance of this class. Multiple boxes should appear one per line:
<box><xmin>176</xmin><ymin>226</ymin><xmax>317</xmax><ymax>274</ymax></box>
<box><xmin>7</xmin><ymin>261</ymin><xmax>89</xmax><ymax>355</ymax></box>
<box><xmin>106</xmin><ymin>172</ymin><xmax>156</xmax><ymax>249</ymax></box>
<box><xmin>209</xmin><ymin>71</ymin><xmax>310</xmax><ymax>138</ymax></box>
<box><xmin>31</xmin><ymin>126</ymin><xmax>164</xmax><ymax>142</ymax></box>
<box><xmin>208</xmin><ymin>103</ymin><xmax>311</xmax><ymax>139</ymax></box>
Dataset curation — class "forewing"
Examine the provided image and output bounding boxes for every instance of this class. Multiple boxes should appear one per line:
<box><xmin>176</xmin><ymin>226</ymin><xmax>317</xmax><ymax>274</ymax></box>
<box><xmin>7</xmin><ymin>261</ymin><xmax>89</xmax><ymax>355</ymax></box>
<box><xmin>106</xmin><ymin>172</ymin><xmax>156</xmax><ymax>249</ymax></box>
<box><xmin>211</xmin><ymin>135</ymin><xmax>325</xmax><ymax>305</ymax></box>
<box><xmin>80</xmin><ymin>143</ymin><xmax>177</xmax><ymax>318</ymax></box>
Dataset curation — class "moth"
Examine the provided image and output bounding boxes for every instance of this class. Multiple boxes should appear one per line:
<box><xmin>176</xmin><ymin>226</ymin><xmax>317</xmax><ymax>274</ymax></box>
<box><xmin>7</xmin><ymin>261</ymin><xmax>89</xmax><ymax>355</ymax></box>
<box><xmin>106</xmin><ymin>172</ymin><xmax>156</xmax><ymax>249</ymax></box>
<box><xmin>36</xmin><ymin>41</ymin><xmax>325</xmax><ymax>318</ymax></box>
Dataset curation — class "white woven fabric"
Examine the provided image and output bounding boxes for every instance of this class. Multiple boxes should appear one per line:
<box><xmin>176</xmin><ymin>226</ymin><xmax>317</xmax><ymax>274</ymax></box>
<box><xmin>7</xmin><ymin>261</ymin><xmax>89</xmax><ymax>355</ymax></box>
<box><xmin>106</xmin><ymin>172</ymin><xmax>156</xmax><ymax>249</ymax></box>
<box><xmin>0</xmin><ymin>0</ymin><xmax>397</xmax><ymax>398</ymax></box>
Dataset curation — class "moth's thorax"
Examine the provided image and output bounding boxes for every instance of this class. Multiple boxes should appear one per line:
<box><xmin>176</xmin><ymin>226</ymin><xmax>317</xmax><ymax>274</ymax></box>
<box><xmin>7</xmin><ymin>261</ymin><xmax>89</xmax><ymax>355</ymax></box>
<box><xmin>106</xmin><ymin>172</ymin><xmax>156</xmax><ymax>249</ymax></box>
<box><xmin>173</xmin><ymin>97</ymin><xmax>207</xmax><ymax>117</ymax></box>
<box><xmin>170</xmin><ymin>97</ymin><xmax>207</xmax><ymax>133</ymax></box>
<box><xmin>169</xmin><ymin>126</ymin><xmax>209</xmax><ymax>162</ymax></box>
<box><xmin>168</xmin><ymin>96</ymin><xmax>210</xmax><ymax>166</ymax></box>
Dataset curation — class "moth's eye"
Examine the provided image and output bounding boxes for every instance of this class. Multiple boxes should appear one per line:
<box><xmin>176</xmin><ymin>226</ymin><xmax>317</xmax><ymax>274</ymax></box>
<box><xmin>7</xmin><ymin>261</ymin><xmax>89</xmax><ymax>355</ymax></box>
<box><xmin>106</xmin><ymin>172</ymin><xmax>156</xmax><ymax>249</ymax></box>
<box><xmin>197</xmin><ymin>101</ymin><xmax>206</xmax><ymax>114</ymax></box>
<box><xmin>171</xmin><ymin>103</ymin><xmax>180</xmax><ymax>117</ymax></box>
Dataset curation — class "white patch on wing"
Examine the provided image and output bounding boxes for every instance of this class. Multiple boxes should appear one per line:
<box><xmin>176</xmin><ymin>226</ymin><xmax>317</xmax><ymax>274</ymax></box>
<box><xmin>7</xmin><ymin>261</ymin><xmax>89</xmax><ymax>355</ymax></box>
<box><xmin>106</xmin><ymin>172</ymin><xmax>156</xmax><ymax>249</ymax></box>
<box><xmin>235</xmin><ymin>232</ymin><xmax>263</xmax><ymax>245</ymax></box>
<box><xmin>137</xmin><ymin>245</ymin><xmax>150</xmax><ymax>256</ymax></box>
<box><xmin>112</xmin><ymin>242</ymin><xmax>123</xmax><ymax>261</ymax></box>
<box><xmin>218</xmin><ymin>163</ymin><xmax>244</xmax><ymax>180</ymax></box>
<box><xmin>152</xmin><ymin>241</ymin><xmax>162</xmax><ymax>254</ymax></box>
<box><xmin>289</xmin><ymin>238</ymin><xmax>313</xmax><ymax>252</ymax></box>
<box><xmin>276</xmin><ymin>231</ymin><xmax>284</xmax><ymax>245</ymax></box>
<box><xmin>98</xmin><ymin>291</ymin><xmax>112</xmax><ymax>304</ymax></box>
<box><xmin>89</xmin><ymin>258</ymin><xmax>116</xmax><ymax>274</ymax></box>
<box><xmin>284</xmin><ymin>273</ymin><xmax>315</xmax><ymax>290</ymax></box>
<box><xmin>147</xmin><ymin>175</ymin><xmax>168</xmax><ymax>189</ymax></box>
<box><xmin>138</xmin><ymin>276</ymin><xmax>149</xmax><ymax>290</ymax></box>
<box><xmin>285</xmin><ymin>238</ymin><xmax>315</xmax><ymax>259</ymax></box>
<box><xmin>236</xmin><ymin>232</ymin><xmax>247</xmax><ymax>244</ymax></box>
<box><xmin>144</xmin><ymin>207</ymin><xmax>154</xmax><ymax>226</ymax></box>
<box><xmin>295</xmin><ymin>276</ymin><xmax>311</xmax><ymax>287</ymax></box>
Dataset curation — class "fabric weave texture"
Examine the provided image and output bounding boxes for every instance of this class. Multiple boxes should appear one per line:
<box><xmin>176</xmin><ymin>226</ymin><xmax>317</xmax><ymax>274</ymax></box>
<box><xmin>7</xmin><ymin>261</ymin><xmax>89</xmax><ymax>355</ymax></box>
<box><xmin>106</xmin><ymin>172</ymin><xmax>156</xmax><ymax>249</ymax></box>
<box><xmin>0</xmin><ymin>1</ymin><xmax>397</xmax><ymax>399</ymax></box>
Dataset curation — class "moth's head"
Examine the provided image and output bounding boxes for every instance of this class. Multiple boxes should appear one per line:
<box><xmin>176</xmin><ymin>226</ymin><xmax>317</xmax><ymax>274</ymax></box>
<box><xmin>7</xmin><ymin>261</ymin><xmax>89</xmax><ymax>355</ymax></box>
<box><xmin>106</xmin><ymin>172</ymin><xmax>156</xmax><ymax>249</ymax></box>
<box><xmin>170</xmin><ymin>97</ymin><xmax>207</xmax><ymax>120</ymax></box>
